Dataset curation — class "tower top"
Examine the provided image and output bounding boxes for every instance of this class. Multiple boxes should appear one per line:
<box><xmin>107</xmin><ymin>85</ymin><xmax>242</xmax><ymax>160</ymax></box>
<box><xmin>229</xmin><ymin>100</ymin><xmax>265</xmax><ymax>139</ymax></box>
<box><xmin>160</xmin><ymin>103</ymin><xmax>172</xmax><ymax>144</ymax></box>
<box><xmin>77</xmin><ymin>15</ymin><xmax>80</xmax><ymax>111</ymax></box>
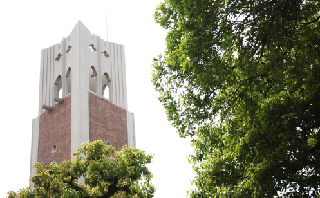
<box><xmin>38</xmin><ymin>21</ymin><xmax>128</xmax><ymax>115</ymax></box>
<box><xmin>31</xmin><ymin>21</ymin><xmax>136</xmax><ymax>181</ymax></box>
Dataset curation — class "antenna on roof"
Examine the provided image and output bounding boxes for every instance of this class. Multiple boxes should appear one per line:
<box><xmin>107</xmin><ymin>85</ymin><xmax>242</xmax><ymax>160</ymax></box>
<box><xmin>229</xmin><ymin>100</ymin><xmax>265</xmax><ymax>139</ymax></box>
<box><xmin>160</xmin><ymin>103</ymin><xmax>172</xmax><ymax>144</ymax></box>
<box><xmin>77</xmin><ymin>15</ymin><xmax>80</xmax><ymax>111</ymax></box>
<box><xmin>106</xmin><ymin>14</ymin><xmax>109</xmax><ymax>41</ymax></box>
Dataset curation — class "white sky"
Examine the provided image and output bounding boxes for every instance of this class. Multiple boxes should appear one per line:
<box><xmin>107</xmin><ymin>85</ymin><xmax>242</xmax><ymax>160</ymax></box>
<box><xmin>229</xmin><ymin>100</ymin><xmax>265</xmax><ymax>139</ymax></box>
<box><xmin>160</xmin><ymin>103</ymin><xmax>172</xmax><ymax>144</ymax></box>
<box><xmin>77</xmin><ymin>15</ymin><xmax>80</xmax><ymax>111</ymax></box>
<box><xmin>0</xmin><ymin>0</ymin><xmax>195</xmax><ymax>197</ymax></box>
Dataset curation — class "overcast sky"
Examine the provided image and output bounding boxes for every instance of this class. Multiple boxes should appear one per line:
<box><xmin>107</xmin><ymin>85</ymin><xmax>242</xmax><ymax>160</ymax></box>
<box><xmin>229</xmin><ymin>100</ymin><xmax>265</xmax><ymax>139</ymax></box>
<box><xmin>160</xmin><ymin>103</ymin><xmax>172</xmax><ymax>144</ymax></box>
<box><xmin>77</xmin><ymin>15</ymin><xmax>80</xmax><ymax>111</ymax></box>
<box><xmin>0</xmin><ymin>0</ymin><xmax>195</xmax><ymax>197</ymax></box>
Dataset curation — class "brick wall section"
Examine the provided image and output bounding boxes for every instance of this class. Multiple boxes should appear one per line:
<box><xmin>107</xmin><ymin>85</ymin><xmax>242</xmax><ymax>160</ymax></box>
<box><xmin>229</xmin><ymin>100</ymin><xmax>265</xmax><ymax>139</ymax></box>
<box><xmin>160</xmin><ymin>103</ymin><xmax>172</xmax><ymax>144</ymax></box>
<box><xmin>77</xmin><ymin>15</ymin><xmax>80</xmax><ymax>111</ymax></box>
<box><xmin>89</xmin><ymin>92</ymin><xmax>128</xmax><ymax>151</ymax></box>
<box><xmin>38</xmin><ymin>94</ymin><xmax>71</xmax><ymax>165</ymax></box>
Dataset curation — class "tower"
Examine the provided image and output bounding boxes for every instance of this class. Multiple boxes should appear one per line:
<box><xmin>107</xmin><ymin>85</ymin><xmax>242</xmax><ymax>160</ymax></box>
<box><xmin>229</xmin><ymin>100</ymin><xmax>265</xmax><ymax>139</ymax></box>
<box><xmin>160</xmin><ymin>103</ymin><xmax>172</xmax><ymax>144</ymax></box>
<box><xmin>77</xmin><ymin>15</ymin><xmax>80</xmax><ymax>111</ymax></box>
<box><xmin>30</xmin><ymin>21</ymin><xmax>136</xmax><ymax>179</ymax></box>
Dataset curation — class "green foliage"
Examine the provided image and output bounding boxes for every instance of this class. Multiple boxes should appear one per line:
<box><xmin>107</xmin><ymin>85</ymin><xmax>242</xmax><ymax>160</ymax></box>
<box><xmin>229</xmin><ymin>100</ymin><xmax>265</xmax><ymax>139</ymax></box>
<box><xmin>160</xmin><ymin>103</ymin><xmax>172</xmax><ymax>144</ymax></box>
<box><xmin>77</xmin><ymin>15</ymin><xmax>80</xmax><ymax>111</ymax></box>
<box><xmin>8</xmin><ymin>140</ymin><xmax>154</xmax><ymax>198</ymax></box>
<box><xmin>7</xmin><ymin>188</ymin><xmax>35</xmax><ymax>198</ymax></box>
<box><xmin>153</xmin><ymin>0</ymin><xmax>320</xmax><ymax>197</ymax></box>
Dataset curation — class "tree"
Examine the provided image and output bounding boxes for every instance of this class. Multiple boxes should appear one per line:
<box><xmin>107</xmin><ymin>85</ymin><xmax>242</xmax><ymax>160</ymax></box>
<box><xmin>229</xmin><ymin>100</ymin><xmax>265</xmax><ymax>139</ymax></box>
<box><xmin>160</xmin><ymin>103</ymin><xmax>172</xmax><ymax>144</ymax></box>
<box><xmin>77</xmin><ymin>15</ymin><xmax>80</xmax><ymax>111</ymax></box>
<box><xmin>8</xmin><ymin>140</ymin><xmax>154</xmax><ymax>198</ymax></box>
<box><xmin>152</xmin><ymin>0</ymin><xmax>320</xmax><ymax>197</ymax></box>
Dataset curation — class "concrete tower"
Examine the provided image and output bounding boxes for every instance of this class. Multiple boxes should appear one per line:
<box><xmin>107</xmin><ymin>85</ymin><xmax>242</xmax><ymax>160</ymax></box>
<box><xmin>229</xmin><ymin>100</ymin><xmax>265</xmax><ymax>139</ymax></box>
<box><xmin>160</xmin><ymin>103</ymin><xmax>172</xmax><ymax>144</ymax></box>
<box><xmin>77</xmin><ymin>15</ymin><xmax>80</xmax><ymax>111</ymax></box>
<box><xmin>30</xmin><ymin>21</ymin><xmax>136</xmax><ymax>179</ymax></box>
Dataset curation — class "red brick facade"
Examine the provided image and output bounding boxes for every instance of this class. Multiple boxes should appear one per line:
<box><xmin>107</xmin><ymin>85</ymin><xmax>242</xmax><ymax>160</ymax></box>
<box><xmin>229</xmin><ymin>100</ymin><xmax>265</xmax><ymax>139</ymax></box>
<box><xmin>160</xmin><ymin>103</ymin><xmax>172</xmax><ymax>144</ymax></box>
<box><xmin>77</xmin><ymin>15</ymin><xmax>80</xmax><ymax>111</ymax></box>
<box><xmin>38</xmin><ymin>94</ymin><xmax>72</xmax><ymax>165</ymax></box>
<box><xmin>89</xmin><ymin>93</ymin><xmax>128</xmax><ymax>151</ymax></box>
<box><xmin>37</xmin><ymin>93</ymin><xmax>127</xmax><ymax>166</ymax></box>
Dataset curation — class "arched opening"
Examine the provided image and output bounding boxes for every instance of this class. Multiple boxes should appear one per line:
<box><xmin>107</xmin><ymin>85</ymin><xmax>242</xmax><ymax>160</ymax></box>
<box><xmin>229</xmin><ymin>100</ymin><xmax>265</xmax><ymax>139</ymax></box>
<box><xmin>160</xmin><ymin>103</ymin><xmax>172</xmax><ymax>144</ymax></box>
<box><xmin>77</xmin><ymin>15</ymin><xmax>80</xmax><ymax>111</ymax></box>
<box><xmin>89</xmin><ymin>66</ymin><xmax>97</xmax><ymax>93</ymax></box>
<box><xmin>102</xmin><ymin>72</ymin><xmax>111</xmax><ymax>99</ymax></box>
<box><xmin>66</xmin><ymin>67</ymin><xmax>71</xmax><ymax>95</ymax></box>
<box><xmin>89</xmin><ymin>44</ymin><xmax>96</xmax><ymax>51</ymax></box>
<box><xmin>59</xmin><ymin>88</ymin><xmax>62</xmax><ymax>98</ymax></box>
<box><xmin>54</xmin><ymin>75</ymin><xmax>62</xmax><ymax>99</ymax></box>
<box><xmin>103</xmin><ymin>86</ymin><xmax>109</xmax><ymax>99</ymax></box>
<box><xmin>52</xmin><ymin>145</ymin><xmax>57</xmax><ymax>153</ymax></box>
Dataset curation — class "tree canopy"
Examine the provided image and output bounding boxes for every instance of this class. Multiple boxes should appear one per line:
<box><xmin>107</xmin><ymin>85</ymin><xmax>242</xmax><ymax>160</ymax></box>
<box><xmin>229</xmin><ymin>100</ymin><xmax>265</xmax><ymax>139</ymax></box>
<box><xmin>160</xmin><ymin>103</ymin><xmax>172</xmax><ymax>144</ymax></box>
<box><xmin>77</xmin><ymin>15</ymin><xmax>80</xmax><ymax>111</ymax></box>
<box><xmin>152</xmin><ymin>0</ymin><xmax>320</xmax><ymax>197</ymax></box>
<box><xmin>8</xmin><ymin>140</ymin><xmax>154</xmax><ymax>198</ymax></box>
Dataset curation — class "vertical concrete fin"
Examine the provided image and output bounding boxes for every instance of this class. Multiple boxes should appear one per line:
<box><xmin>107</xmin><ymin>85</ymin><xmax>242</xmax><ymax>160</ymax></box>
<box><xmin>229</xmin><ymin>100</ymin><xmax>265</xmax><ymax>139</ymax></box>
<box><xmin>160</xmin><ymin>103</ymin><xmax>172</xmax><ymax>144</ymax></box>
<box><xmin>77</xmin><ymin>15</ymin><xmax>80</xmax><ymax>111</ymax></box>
<box><xmin>30</xmin><ymin>116</ymin><xmax>39</xmax><ymax>183</ymax></box>
<box><xmin>61</xmin><ymin>38</ymin><xmax>67</xmax><ymax>97</ymax></box>
<box><xmin>121</xmin><ymin>45</ymin><xmax>128</xmax><ymax>110</ymax></box>
<box><xmin>105</xmin><ymin>41</ymin><xmax>112</xmax><ymax>101</ymax></box>
<box><xmin>49</xmin><ymin>46</ymin><xmax>54</xmax><ymax>106</ymax></box>
<box><xmin>38</xmin><ymin>50</ymin><xmax>44</xmax><ymax>115</ymax></box>
<box><xmin>70</xmin><ymin>20</ymin><xmax>90</xmax><ymax>159</ymax></box>
<box><xmin>43</xmin><ymin>49</ymin><xmax>48</xmax><ymax>111</ymax></box>
<box><xmin>118</xmin><ymin>45</ymin><xmax>124</xmax><ymax>109</ymax></box>
<box><xmin>127</xmin><ymin>111</ymin><xmax>136</xmax><ymax>148</ymax></box>
<box><xmin>110</xmin><ymin>43</ymin><xmax>117</xmax><ymax>105</ymax></box>
<box><xmin>95</xmin><ymin>35</ymin><xmax>102</xmax><ymax>97</ymax></box>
